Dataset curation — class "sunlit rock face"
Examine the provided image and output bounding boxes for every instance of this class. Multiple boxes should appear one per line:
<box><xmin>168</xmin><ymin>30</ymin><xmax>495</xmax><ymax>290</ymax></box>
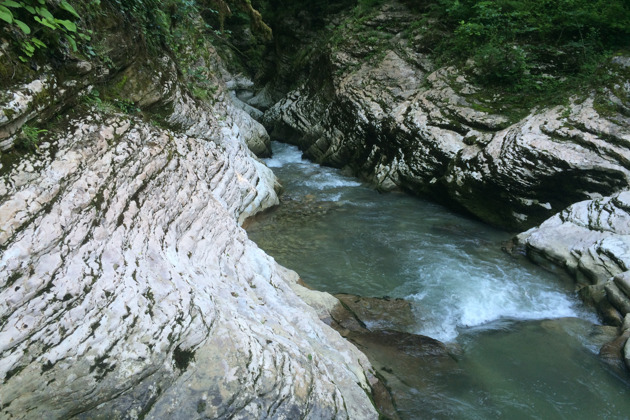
<box><xmin>0</xmin><ymin>43</ymin><xmax>377</xmax><ymax>420</ymax></box>
<box><xmin>517</xmin><ymin>191</ymin><xmax>630</xmax><ymax>368</ymax></box>
<box><xmin>0</xmin><ymin>102</ymin><xmax>378</xmax><ymax>418</ymax></box>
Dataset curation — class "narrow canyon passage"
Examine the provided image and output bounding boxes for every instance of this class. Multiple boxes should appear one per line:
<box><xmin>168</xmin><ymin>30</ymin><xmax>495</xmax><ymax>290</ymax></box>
<box><xmin>247</xmin><ymin>141</ymin><xmax>630</xmax><ymax>419</ymax></box>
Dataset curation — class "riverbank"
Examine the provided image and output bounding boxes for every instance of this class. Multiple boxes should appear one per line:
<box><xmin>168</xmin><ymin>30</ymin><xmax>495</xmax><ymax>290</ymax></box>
<box><xmin>246</xmin><ymin>141</ymin><xmax>630</xmax><ymax>418</ymax></box>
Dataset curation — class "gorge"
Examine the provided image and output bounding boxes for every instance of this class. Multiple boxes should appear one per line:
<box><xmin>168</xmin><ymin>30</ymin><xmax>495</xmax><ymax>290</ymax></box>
<box><xmin>1</xmin><ymin>0</ymin><xmax>630</xmax><ymax>418</ymax></box>
<box><xmin>246</xmin><ymin>140</ymin><xmax>630</xmax><ymax>418</ymax></box>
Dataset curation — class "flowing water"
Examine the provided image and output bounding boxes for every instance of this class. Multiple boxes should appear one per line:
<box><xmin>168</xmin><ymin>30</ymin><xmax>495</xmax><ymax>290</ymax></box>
<box><xmin>246</xmin><ymin>142</ymin><xmax>630</xmax><ymax>419</ymax></box>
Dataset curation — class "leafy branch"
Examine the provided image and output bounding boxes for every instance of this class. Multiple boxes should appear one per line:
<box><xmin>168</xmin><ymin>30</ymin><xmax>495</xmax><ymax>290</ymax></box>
<box><xmin>0</xmin><ymin>0</ymin><xmax>83</xmax><ymax>61</ymax></box>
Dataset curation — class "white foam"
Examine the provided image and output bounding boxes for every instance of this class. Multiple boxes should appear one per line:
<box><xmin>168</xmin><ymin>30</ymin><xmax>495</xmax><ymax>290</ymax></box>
<box><xmin>263</xmin><ymin>140</ymin><xmax>592</xmax><ymax>344</ymax></box>
<box><xmin>323</xmin><ymin>192</ymin><xmax>343</xmax><ymax>202</ymax></box>
<box><xmin>264</xmin><ymin>142</ymin><xmax>305</xmax><ymax>167</ymax></box>
<box><xmin>301</xmin><ymin>176</ymin><xmax>362</xmax><ymax>190</ymax></box>
<box><xmin>406</xmin><ymin>258</ymin><xmax>586</xmax><ymax>342</ymax></box>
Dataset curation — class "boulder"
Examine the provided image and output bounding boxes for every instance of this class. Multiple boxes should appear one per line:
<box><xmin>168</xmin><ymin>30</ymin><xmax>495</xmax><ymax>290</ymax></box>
<box><xmin>516</xmin><ymin>192</ymin><xmax>630</xmax><ymax>322</ymax></box>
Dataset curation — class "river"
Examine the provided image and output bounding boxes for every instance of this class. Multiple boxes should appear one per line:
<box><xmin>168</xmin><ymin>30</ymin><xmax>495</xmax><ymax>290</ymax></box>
<box><xmin>246</xmin><ymin>141</ymin><xmax>630</xmax><ymax>419</ymax></box>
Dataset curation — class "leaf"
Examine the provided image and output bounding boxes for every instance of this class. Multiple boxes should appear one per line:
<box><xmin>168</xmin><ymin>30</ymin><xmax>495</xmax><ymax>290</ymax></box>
<box><xmin>59</xmin><ymin>0</ymin><xmax>79</xmax><ymax>18</ymax></box>
<box><xmin>65</xmin><ymin>34</ymin><xmax>77</xmax><ymax>51</ymax></box>
<box><xmin>36</xmin><ymin>6</ymin><xmax>54</xmax><ymax>21</ymax></box>
<box><xmin>1</xmin><ymin>1</ymin><xmax>22</xmax><ymax>8</ymax></box>
<box><xmin>14</xmin><ymin>18</ymin><xmax>30</xmax><ymax>34</ymax></box>
<box><xmin>34</xmin><ymin>15</ymin><xmax>56</xmax><ymax>29</ymax></box>
<box><xmin>22</xmin><ymin>41</ymin><xmax>35</xmax><ymax>53</ymax></box>
<box><xmin>56</xmin><ymin>19</ymin><xmax>76</xmax><ymax>32</ymax></box>
<box><xmin>37</xmin><ymin>0</ymin><xmax>44</xmax><ymax>4</ymax></box>
<box><xmin>24</xmin><ymin>5</ymin><xmax>34</xmax><ymax>13</ymax></box>
<box><xmin>31</xmin><ymin>37</ymin><xmax>46</xmax><ymax>48</ymax></box>
<box><xmin>0</xmin><ymin>5</ymin><xmax>13</xmax><ymax>23</ymax></box>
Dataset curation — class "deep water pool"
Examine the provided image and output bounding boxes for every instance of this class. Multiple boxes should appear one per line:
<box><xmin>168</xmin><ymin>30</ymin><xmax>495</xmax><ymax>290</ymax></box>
<box><xmin>246</xmin><ymin>141</ymin><xmax>630</xmax><ymax>419</ymax></box>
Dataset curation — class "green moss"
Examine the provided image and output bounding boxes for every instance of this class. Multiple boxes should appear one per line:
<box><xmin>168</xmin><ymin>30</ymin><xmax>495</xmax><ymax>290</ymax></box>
<box><xmin>3</xmin><ymin>108</ymin><xmax>17</xmax><ymax>121</ymax></box>
<box><xmin>172</xmin><ymin>345</ymin><xmax>195</xmax><ymax>370</ymax></box>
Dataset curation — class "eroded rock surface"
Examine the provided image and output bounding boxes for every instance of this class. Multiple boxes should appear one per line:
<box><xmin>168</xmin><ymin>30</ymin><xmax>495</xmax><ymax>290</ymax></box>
<box><xmin>0</xmin><ymin>97</ymin><xmax>380</xmax><ymax>418</ymax></box>
<box><xmin>261</xmin><ymin>0</ymin><xmax>630</xmax><ymax>230</ymax></box>
<box><xmin>0</xmin><ymin>19</ymin><xmax>379</xmax><ymax>420</ymax></box>
<box><xmin>517</xmin><ymin>192</ymin><xmax>630</xmax><ymax>368</ymax></box>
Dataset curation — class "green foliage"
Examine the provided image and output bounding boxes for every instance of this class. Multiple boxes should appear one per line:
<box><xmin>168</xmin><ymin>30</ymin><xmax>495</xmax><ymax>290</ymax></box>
<box><xmin>81</xmin><ymin>88</ymin><xmax>117</xmax><ymax>114</ymax></box>
<box><xmin>82</xmin><ymin>86</ymin><xmax>139</xmax><ymax>115</ymax></box>
<box><xmin>15</xmin><ymin>124</ymin><xmax>47</xmax><ymax>150</ymax></box>
<box><xmin>113</xmin><ymin>99</ymin><xmax>140</xmax><ymax>114</ymax></box>
<box><xmin>0</xmin><ymin>0</ymin><xmax>83</xmax><ymax>61</ymax></box>
<box><xmin>425</xmin><ymin>0</ymin><xmax>630</xmax><ymax>88</ymax></box>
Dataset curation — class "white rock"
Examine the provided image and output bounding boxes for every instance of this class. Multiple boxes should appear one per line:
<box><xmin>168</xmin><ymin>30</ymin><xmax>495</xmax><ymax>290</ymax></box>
<box><xmin>0</xmin><ymin>96</ymin><xmax>378</xmax><ymax>418</ymax></box>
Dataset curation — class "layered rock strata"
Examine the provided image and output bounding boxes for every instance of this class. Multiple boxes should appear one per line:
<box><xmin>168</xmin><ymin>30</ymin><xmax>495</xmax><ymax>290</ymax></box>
<box><xmin>0</xmin><ymin>30</ymin><xmax>378</xmax><ymax>420</ymax></box>
<box><xmin>0</xmin><ymin>105</ymin><xmax>379</xmax><ymax>419</ymax></box>
<box><xmin>261</xmin><ymin>1</ymin><xmax>630</xmax><ymax>231</ymax></box>
<box><xmin>517</xmin><ymin>192</ymin><xmax>630</xmax><ymax>369</ymax></box>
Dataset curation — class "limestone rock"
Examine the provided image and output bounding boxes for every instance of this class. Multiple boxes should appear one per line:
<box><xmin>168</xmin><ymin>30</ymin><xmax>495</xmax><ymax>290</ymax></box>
<box><xmin>0</xmin><ymin>94</ymin><xmax>378</xmax><ymax>418</ymax></box>
<box><xmin>517</xmin><ymin>192</ymin><xmax>630</xmax><ymax>328</ymax></box>
<box><xmin>231</xmin><ymin>104</ymin><xmax>271</xmax><ymax>157</ymax></box>
<box><xmin>0</xmin><ymin>30</ymin><xmax>379</xmax><ymax>420</ymax></box>
<box><xmin>517</xmin><ymin>192</ymin><xmax>630</xmax><ymax>283</ymax></box>
<box><xmin>0</xmin><ymin>75</ymin><xmax>57</xmax><ymax>150</ymax></box>
<box><xmin>263</xmin><ymin>0</ymin><xmax>630</xmax><ymax>230</ymax></box>
<box><xmin>247</xmin><ymin>85</ymin><xmax>276</xmax><ymax>111</ymax></box>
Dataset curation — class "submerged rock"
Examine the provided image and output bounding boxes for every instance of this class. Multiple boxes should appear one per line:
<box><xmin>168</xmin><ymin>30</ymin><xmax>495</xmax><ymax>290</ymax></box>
<box><xmin>334</xmin><ymin>294</ymin><xmax>417</xmax><ymax>333</ymax></box>
<box><xmin>322</xmin><ymin>293</ymin><xmax>461</xmax><ymax>419</ymax></box>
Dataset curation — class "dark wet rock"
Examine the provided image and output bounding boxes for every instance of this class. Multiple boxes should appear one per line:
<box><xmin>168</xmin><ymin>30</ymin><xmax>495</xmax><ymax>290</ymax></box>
<box><xmin>335</xmin><ymin>293</ymin><xmax>417</xmax><ymax>332</ymax></box>
<box><xmin>600</xmin><ymin>330</ymin><xmax>630</xmax><ymax>375</ymax></box>
<box><xmin>579</xmin><ymin>284</ymin><xmax>626</xmax><ymax>326</ymax></box>
<box><xmin>342</xmin><ymin>326</ymin><xmax>462</xmax><ymax>419</ymax></box>
<box><xmin>606</xmin><ymin>282</ymin><xmax>630</xmax><ymax>316</ymax></box>
<box><xmin>322</xmin><ymin>293</ymin><xmax>462</xmax><ymax>419</ymax></box>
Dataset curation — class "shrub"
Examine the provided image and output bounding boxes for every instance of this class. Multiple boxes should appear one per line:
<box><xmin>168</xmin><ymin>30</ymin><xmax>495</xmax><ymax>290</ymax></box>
<box><xmin>428</xmin><ymin>0</ymin><xmax>630</xmax><ymax>90</ymax></box>
<box><xmin>0</xmin><ymin>0</ymin><xmax>84</xmax><ymax>61</ymax></box>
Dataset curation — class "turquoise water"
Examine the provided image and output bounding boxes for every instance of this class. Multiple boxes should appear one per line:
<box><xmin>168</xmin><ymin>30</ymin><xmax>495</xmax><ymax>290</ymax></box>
<box><xmin>246</xmin><ymin>142</ymin><xmax>630</xmax><ymax>419</ymax></box>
